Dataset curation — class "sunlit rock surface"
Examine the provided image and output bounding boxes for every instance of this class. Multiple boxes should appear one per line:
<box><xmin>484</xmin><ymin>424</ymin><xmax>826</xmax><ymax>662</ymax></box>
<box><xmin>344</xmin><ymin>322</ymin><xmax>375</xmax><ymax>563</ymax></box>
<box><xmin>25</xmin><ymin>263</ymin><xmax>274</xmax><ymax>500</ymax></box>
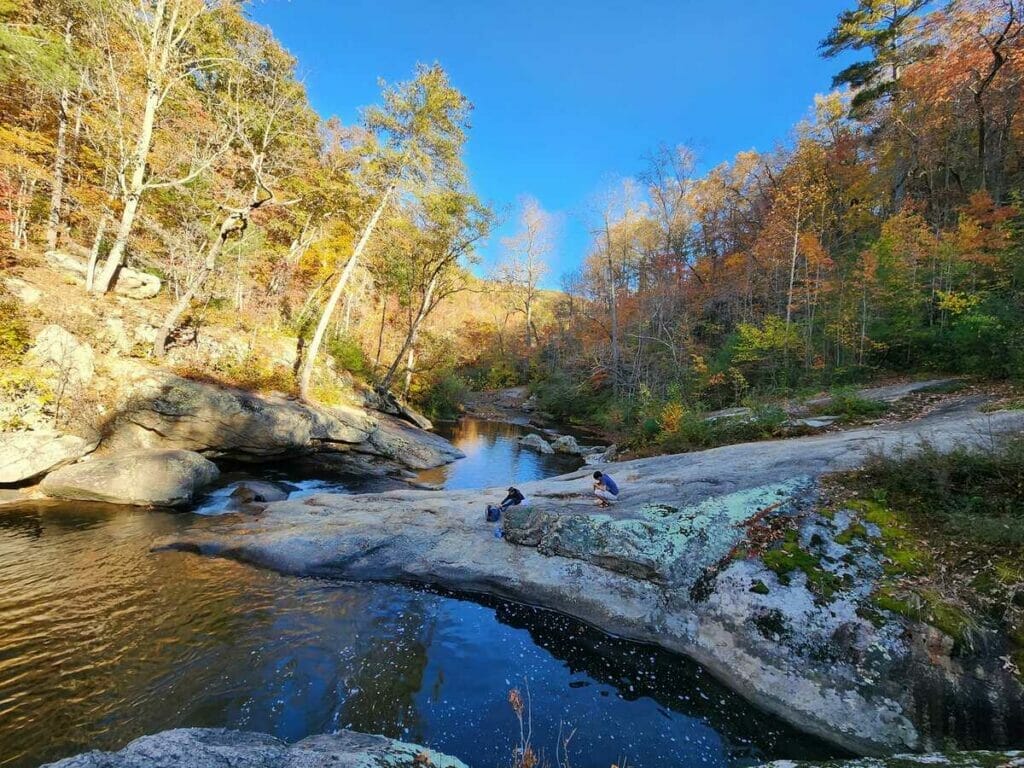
<box><xmin>99</xmin><ymin>363</ymin><xmax>463</xmax><ymax>472</ymax></box>
<box><xmin>159</xmin><ymin>400</ymin><xmax>1024</xmax><ymax>755</ymax></box>
<box><xmin>41</xmin><ymin>449</ymin><xmax>219</xmax><ymax>507</ymax></box>
<box><xmin>42</xmin><ymin>727</ymin><xmax>469</xmax><ymax>768</ymax></box>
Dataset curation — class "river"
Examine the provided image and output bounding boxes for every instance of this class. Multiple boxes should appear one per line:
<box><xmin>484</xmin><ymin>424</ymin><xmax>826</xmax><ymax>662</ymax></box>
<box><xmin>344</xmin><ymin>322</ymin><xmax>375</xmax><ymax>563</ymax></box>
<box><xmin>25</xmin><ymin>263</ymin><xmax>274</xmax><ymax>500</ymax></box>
<box><xmin>0</xmin><ymin>418</ymin><xmax>839</xmax><ymax>768</ymax></box>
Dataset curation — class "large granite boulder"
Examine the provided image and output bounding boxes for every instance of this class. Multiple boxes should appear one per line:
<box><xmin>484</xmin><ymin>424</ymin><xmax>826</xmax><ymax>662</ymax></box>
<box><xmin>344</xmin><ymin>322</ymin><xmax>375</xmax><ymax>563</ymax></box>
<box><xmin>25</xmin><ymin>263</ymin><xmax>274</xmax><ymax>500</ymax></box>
<box><xmin>104</xmin><ymin>366</ymin><xmax>375</xmax><ymax>458</ymax></box>
<box><xmin>550</xmin><ymin>435</ymin><xmax>582</xmax><ymax>454</ymax></box>
<box><xmin>519</xmin><ymin>433</ymin><xmax>554</xmax><ymax>454</ymax></box>
<box><xmin>41</xmin><ymin>449</ymin><xmax>219</xmax><ymax>506</ymax></box>
<box><xmin>42</xmin><ymin>727</ymin><xmax>469</xmax><ymax>768</ymax></box>
<box><xmin>46</xmin><ymin>250</ymin><xmax>161</xmax><ymax>299</ymax></box>
<box><xmin>3</xmin><ymin>276</ymin><xmax>41</xmax><ymax>304</ymax></box>
<box><xmin>0</xmin><ymin>430</ymin><xmax>96</xmax><ymax>484</ymax></box>
<box><xmin>28</xmin><ymin>325</ymin><xmax>95</xmax><ymax>387</ymax></box>
<box><xmin>362</xmin><ymin>411</ymin><xmax>464</xmax><ymax>470</ymax></box>
<box><xmin>101</xmin><ymin>366</ymin><xmax>462</xmax><ymax>471</ymax></box>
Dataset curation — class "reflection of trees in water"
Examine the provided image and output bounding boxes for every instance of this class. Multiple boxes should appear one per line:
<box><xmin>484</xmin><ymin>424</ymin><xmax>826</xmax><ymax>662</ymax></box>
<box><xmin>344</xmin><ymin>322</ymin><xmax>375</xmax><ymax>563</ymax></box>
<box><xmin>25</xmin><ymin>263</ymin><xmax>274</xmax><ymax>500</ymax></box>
<box><xmin>487</xmin><ymin>599</ymin><xmax>843</xmax><ymax>764</ymax></box>
<box><xmin>0</xmin><ymin>507</ymin><xmax>252</xmax><ymax>766</ymax></box>
<box><xmin>337</xmin><ymin>596</ymin><xmax>435</xmax><ymax>745</ymax></box>
<box><xmin>425</xmin><ymin>418</ymin><xmax>581</xmax><ymax>491</ymax></box>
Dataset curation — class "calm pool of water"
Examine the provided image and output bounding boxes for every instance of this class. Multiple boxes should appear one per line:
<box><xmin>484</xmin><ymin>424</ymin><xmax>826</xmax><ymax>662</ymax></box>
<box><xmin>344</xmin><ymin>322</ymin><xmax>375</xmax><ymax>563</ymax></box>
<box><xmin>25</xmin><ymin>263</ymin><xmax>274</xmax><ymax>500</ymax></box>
<box><xmin>0</xmin><ymin>418</ymin><xmax>840</xmax><ymax>767</ymax></box>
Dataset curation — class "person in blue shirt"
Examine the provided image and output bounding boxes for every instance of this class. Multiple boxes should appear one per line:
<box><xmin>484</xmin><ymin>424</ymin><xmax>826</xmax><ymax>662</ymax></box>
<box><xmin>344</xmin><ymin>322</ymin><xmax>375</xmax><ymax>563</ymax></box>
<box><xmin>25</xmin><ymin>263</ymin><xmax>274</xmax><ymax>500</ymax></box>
<box><xmin>593</xmin><ymin>471</ymin><xmax>619</xmax><ymax>507</ymax></box>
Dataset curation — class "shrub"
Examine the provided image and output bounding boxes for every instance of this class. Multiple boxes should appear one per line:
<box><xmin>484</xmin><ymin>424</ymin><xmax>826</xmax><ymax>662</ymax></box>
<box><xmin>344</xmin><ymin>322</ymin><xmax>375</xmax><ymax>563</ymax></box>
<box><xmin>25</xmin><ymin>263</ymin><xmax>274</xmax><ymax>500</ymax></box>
<box><xmin>818</xmin><ymin>386</ymin><xmax>889</xmax><ymax>421</ymax></box>
<box><xmin>416</xmin><ymin>372</ymin><xmax>468</xmax><ymax>420</ymax></box>
<box><xmin>0</xmin><ymin>296</ymin><xmax>31</xmax><ymax>366</ymax></box>
<box><xmin>856</xmin><ymin>437</ymin><xmax>1024</xmax><ymax>547</ymax></box>
<box><xmin>655</xmin><ymin>404</ymin><xmax>787</xmax><ymax>453</ymax></box>
<box><xmin>325</xmin><ymin>333</ymin><xmax>368</xmax><ymax>377</ymax></box>
<box><xmin>177</xmin><ymin>351</ymin><xmax>297</xmax><ymax>394</ymax></box>
<box><xmin>658</xmin><ymin>401</ymin><xmax>686</xmax><ymax>433</ymax></box>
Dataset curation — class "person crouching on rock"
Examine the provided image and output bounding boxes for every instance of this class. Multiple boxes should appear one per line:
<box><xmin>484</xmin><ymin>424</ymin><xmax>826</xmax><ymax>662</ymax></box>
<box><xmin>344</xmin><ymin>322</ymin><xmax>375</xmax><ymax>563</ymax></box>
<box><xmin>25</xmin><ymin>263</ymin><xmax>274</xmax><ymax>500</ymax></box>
<box><xmin>488</xmin><ymin>487</ymin><xmax>525</xmax><ymax>522</ymax></box>
<box><xmin>500</xmin><ymin>486</ymin><xmax>525</xmax><ymax>511</ymax></box>
<box><xmin>593</xmin><ymin>471</ymin><xmax>619</xmax><ymax>507</ymax></box>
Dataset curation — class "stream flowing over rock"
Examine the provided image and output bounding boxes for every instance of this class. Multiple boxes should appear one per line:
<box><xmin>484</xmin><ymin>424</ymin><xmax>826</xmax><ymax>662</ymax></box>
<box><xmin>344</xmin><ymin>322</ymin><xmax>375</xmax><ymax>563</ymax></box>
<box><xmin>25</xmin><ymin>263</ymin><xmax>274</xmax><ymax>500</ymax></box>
<box><xmin>41</xmin><ymin>449</ymin><xmax>219</xmax><ymax>506</ymax></box>
<box><xmin>41</xmin><ymin>727</ymin><xmax>469</xmax><ymax>768</ymax></box>
<box><xmin>158</xmin><ymin>400</ymin><xmax>1024</xmax><ymax>756</ymax></box>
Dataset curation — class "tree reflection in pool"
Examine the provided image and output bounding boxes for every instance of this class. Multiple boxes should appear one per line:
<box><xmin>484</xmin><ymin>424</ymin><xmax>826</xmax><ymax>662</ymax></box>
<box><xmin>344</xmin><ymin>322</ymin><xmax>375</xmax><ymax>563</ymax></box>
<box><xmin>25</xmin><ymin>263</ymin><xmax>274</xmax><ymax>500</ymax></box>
<box><xmin>0</xmin><ymin>419</ymin><xmax>842</xmax><ymax>768</ymax></box>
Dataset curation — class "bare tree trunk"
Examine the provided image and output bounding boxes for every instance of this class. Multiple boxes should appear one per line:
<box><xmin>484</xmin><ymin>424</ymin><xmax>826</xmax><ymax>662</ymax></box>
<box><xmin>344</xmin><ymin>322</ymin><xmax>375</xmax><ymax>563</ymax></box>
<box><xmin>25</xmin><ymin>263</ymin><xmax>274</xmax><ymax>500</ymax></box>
<box><xmin>94</xmin><ymin>84</ymin><xmax>160</xmax><ymax>292</ymax></box>
<box><xmin>299</xmin><ymin>186</ymin><xmax>392</xmax><ymax>400</ymax></box>
<box><xmin>604</xmin><ymin>215</ymin><xmax>620</xmax><ymax>394</ymax></box>
<box><xmin>342</xmin><ymin>290</ymin><xmax>354</xmax><ymax>331</ymax></box>
<box><xmin>153</xmin><ymin>211</ymin><xmax>240</xmax><ymax>357</ymax></box>
<box><xmin>524</xmin><ymin>298</ymin><xmax>533</xmax><ymax>347</ymax></box>
<box><xmin>380</xmin><ymin>273</ymin><xmax>436</xmax><ymax>392</ymax></box>
<box><xmin>95</xmin><ymin>0</ymin><xmax>179</xmax><ymax>293</ymax></box>
<box><xmin>46</xmin><ymin>24</ymin><xmax>72</xmax><ymax>252</ymax></box>
<box><xmin>402</xmin><ymin>346</ymin><xmax>415</xmax><ymax>398</ymax></box>
<box><xmin>374</xmin><ymin>294</ymin><xmax>388</xmax><ymax>370</ymax></box>
<box><xmin>85</xmin><ymin>213</ymin><xmax>109</xmax><ymax>291</ymax></box>
<box><xmin>785</xmin><ymin>197</ymin><xmax>802</xmax><ymax>331</ymax></box>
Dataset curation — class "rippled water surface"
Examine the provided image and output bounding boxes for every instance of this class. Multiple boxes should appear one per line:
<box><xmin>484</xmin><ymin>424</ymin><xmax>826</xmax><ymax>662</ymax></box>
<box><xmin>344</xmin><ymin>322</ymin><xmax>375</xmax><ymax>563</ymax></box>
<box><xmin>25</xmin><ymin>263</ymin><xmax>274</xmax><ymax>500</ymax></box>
<box><xmin>0</xmin><ymin>418</ymin><xmax>839</xmax><ymax>767</ymax></box>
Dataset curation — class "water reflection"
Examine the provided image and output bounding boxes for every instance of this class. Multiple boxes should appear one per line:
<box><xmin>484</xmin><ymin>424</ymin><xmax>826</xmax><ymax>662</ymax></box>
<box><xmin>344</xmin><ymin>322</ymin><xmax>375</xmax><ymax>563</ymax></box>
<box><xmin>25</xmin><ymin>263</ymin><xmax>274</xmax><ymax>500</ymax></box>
<box><xmin>0</xmin><ymin>420</ymin><xmax>842</xmax><ymax>768</ymax></box>
<box><xmin>417</xmin><ymin>418</ymin><xmax>582</xmax><ymax>490</ymax></box>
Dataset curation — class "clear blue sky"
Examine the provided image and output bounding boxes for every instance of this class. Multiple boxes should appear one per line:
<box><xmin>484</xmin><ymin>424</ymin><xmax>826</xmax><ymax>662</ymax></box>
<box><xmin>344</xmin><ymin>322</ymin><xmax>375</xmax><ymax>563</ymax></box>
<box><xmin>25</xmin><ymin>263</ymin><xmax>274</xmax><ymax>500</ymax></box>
<box><xmin>249</xmin><ymin>0</ymin><xmax>855</xmax><ymax>286</ymax></box>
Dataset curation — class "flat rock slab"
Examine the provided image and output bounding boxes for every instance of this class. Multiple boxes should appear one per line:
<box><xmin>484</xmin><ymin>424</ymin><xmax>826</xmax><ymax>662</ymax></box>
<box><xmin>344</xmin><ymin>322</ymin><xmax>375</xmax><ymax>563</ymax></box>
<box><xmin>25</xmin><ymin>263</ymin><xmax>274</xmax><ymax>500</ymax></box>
<box><xmin>42</xmin><ymin>727</ymin><xmax>469</xmax><ymax>768</ymax></box>
<box><xmin>42</xmin><ymin>449</ymin><xmax>219</xmax><ymax>507</ymax></box>
<box><xmin>159</xmin><ymin>404</ymin><xmax>1024</xmax><ymax>755</ymax></box>
<box><xmin>764</xmin><ymin>751</ymin><xmax>1024</xmax><ymax>768</ymax></box>
<box><xmin>0</xmin><ymin>430</ymin><xmax>96</xmax><ymax>484</ymax></box>
<box><xmin>804</xmin><ymin>379</ymin><xmax>962</xmax><ymax>408</ymax></box>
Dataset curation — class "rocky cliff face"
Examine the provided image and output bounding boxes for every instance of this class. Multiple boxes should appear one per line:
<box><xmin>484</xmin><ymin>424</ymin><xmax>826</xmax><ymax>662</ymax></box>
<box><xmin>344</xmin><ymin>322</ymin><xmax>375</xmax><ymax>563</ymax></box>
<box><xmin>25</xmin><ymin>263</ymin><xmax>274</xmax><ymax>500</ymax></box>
<box><xmin>98</xmin><ymin>362</ymin><xmax>463</xmax><ymax>473</ymax></box>
<box><xmin>0</xmin><ymin>324</ymin><xmax>463</xmax><ymax>504</ymax></box>
<box><xmin>157</xmin><ymin>402</ymin><xmax>1024</xmax><ymax>756</ymax></box>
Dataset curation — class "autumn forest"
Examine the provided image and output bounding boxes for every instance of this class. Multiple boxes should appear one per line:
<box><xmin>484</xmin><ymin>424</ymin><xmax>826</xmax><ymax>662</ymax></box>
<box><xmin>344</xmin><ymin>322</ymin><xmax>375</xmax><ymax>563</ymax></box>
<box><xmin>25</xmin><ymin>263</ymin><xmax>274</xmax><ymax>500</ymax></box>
<box><xmin>2</xmin><ymin>0</ymin><xmax>1023</xmax><ymax>441</ymax></box>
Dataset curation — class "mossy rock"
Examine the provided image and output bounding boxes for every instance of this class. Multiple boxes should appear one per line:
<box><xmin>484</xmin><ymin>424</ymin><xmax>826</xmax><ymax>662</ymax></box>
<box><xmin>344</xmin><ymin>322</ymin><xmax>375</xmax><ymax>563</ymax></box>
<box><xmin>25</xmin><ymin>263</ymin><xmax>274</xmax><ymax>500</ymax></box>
<box><xmin>761</xmin><ymin>529</ymin><xmax>844</xmax><ymax>600</ymax></box>
<box><xmin>749</xmin><ymin>579</ymin><xmax>770</xmax><ymax>595</ymax></box>
<box><xmin>835</xmin><ymin>521</ymin><xmax>868</xmax><ymax>545</ymax></box>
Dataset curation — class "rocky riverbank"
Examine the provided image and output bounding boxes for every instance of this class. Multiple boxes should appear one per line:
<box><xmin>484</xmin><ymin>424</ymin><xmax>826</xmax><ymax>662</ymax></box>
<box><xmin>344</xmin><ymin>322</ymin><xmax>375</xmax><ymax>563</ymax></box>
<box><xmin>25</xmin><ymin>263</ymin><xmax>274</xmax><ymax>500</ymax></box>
<box><xmin>0</xmin><ymin>347</ymin><xmax>463</xmax><ymax>507</ymax></box>
<box><xmin>40</xmin><ymin>726</ymin><xmax>1024</xmax><ymax>768</ymax></box>
<box><xmin>763</xmin><ymin>753</ymin><xmax>1024</xmax><ymax>768</ymax></box>
<box><xmin>158</xmin><ymin>398</ymin><xmax>1024</xmax><ymax>756</ymax></box>
<box><xmin>1</xmin><ymin>258</ymin><xmax>465</xmax><ymax>507</ymax></box>
<box><xmin>41</xmin><ymin>728</ymin><xmax>469</xmax><ymax>768</ymax></box>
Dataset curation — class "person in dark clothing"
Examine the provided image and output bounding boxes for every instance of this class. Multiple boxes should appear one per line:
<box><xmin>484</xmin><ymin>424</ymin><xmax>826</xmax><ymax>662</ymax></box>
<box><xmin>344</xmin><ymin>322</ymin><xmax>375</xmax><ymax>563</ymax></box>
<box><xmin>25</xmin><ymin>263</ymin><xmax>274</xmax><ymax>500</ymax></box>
<box><xmin>500</xmin><ymin>486</ymin><xmax>526</xmax><ymax>510</ymax></box>
<box><xmin>487</xmin><ymin>487</ymin><xmax>525</xmax><ymax>523</ymax></box>
<box><xmin>593</xmin><ymin>471</ymin><xmax>619</xmax><ymax>507</ymax></box>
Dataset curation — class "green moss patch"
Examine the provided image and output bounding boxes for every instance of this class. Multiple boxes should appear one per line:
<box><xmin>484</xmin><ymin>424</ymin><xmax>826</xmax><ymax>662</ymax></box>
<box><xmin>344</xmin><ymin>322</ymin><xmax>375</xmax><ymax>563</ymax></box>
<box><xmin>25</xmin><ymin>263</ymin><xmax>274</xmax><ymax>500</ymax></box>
<box><xmin>873</xmin><ymin>586</ymin><xmax>976</xmax><ymax>648</ymax></box>
<box><xmin>835</xmin><ymin>521</ymin><xmax>868</xmax><ymax>545</ymax></box>
<box><xmin>761</xmin><ymin>530</ymin><xmax>845</xmax><ymax>600</ymax></box>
